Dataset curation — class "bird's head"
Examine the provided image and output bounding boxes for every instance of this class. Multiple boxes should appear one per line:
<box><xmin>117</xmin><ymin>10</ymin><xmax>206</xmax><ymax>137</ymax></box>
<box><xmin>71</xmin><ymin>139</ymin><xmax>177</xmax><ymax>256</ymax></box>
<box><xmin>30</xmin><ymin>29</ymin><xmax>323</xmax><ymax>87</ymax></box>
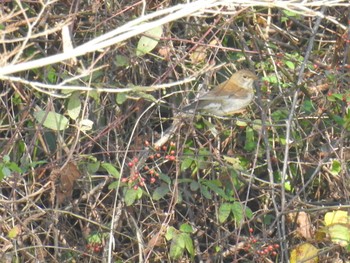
<box><xmin>228</xmin><ymin>69</ymin><xmax>258</xmax><ymax>90</ymax></box>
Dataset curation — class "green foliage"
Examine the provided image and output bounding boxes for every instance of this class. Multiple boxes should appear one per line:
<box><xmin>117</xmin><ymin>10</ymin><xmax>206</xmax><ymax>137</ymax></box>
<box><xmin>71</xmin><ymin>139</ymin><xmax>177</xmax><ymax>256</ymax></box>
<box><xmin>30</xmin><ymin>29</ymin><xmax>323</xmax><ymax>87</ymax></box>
<box><xmin>101</xmin><ymin>162</ymin><xmax>120</xmax><ymax>178</ymax></box>
<box><xmin>218</xmin><ymin>201</ymin><xmax>253</xmax><ymax>224</ymax></box>
<box><xmin>152</xmin><ymin>183</ymin><xmax>170</xmax><ymax>200</ymax></box>
<box><xmin>166</xmin><ymin>224</ymin><xmax>194</xmax><ymax>260</ymax></box>
<box><xmin>0</xmin><ymin>155</ymin><xmax>23</xmax><ymax>181</ymax></box>
<box><xmin>67</xmin><ymin>92</ymin><xmax>81</xmax><ymax>120</ymax></box>
<box><xmin>33</xmin><ymin>110</ymin><xmax>69</xmax><ymax>131</ymax></box>
<box><xmin>136</xmin><ymin>25</ymin><xmax>163</xmax><ymax>56</ymax></box>
<box><xmin>124</xmin><ymin>187</ymin><xmax>143</xmax><ymax>206</ymax></box>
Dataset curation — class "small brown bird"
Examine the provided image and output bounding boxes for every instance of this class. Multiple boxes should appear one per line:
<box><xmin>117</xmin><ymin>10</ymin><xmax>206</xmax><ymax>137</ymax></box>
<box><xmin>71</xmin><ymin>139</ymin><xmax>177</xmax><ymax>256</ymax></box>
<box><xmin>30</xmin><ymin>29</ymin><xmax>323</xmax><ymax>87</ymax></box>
<box><xmin>183</xmin><ymin>69</ymin><xmax>258</xmax><ymax>116</ymax></box>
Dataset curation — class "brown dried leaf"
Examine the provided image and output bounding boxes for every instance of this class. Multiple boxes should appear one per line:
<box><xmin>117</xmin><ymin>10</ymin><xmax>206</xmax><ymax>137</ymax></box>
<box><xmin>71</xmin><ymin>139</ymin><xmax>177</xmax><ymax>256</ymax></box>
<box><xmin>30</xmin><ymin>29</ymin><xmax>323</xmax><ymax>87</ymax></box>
<box><xmin>288</xmin><ymin>212</ymin><xmax>313</xmax><ymax>239</ymax></box>
<box><xmin>49</xmin><ymin>162</ymin><xmax>81</xmax><ymax>206</ymax></box>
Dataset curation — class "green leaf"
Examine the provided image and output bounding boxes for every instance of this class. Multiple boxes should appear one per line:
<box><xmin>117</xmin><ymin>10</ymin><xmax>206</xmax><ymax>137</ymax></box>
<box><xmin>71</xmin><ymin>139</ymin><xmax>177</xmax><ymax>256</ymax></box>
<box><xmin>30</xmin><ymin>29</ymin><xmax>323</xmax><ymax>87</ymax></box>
<box><xmin>231</xmin><ymin>202</ymin><xmax>244</xmax><ymax>224</ymax></box>
<box><xmin>282</xmin><ymin>9</ymin><xmax>299</xmax><ymax>17</ymax></box>
<box><xmin>169</xmin><ymin>236</ymin><xmax>185</xmax><ymax>259</ymax></box>
<box><xmin>159</xmin><ymin>173</ymin><xmax>171</xmax><ymax>184</ymax></box>
<box><xmin>302</xmin><ymin>99</ymin><xmax>314</xmax><ymax>113</ymax></box>
<box><xmin>245</xmin><ymin>206</ymin><xmax>253</xmax><ymax>219</ymax></box>
<box><xmin>330</xmin><ymin>159</ymin><xmax>341</xmax><ymax>176</ymax></box>
<box><xmin>202</xmin><ymin>180</ymin><xmax>229</xmax><ymax>200</ymax></box>
<box><xmin>285</xmin><ymin>61</ymin><xmax>295</xmax><ymax>70</ymax></box>
<box><xmin>34</xmin><ymin>110</ymin><xmax>69</xmax><ymax>131</ymax></box>
<box><xmin>136</xmin><ymin>25</ymin><xmax>163</xmax><ymax>56</ymax></box>
<box><xmin>180</xmin><ymin>223</ymin><xmax>193</xmax><ymax>233</ymax></box>
<box><xmin>152</xmin><ymin>184</ymin><xmax>169</xmax><ymax>200</ymax></box>
<box><xmin>115</xmin><ymin>55</ymin><xmax>130</xmax><ymax>67</ymax></box>
<box><xmin>165</xmin><ymin>226</ymin><xmax>176</xmax><ymax>240</ymax></box>
<box><xmin>79</xmin><ymin>119</ymin><xmax>94</xmax><ymax>131</ymax></box>
<box><xmin>108</xmin><ymin>181</ymin><xmax>120</xmax><ymax>190</ymax></box>
<box><xmin>190</xmin><ymin>180</ymin><xmax>199</xmax><ymax>191</ymax></box>
<box><xmin>46</xmin><ymin>66</ymin><xmax>57</xmax><ymax>84</ymax></box>
<box><xmin>87</xmin><ymin>161</ymin><xmax>100</xmax><ymax>174</ymax></box>
<box><xmin>219</xmin><ymin>203</ymin><xmax>232</xmax><ymax>223</ymax></box>
<box><xmin>176</xmin><ymin>234</ymin><xmax>186</xmax><ymax>248</ymax></box>
<box><xmin>116</xmin><ymin>93</ymin><xmax>127</xmax><ymax>105</ymax></box>
<box><xmin>328</xmin><ymin>93</ymin><xmax>343</xmax><ymax>102</ymax></box>
<box><xmin>67</xmin><ymin>92</ymin><xmax>81</xmax><ymax>120</ymax></box>
<box><xmin>236</xmin><ymin>120</ymin><xmax>248</xmax><ymax>127</ymax></box>
<box><xmin>7</xmin><ymin>162</ymin><xmax>22</xmax><ymax>173</ymax></box>
<box><xmin>101</xmin><ymin>162</ymin><xmax>120</xmax><ymax>178</ymax></box>
<box><xmin>3</xmin><ymin>155</ymin><xmax>10</xmax><ymax>163</ymax></box>
<box><xmin>328</xmin><ymin>224</ymin><xmax>350</xmax><ymax>247</ymax></box>
<box><xmin>200</xmin><ymin>185</ymin><xmax>212</xmax><ymax>199</ymax></box>
<box><xmin>124</xmin><ymin>188</ymin><xmax>142</xmax><ymax>206</ymax></box>
<box><xmin>8</xmin><ymin>225</ymin><xmax>20</xmax><ymax>239</ymax></box>
<box><xmin>244</xmin><ymin>127</ymin><xmax>255</xmax><ymax>152</ymax></box>
<box><xmin>0</xmin><ymin>165</ymin><xmax>11</xmax><ymax>180</ymax></box>
<box><xmin>181</xmin><ymin>233</ymin><xmax>194</xmax><ymax>256</ymax></box>
<box><xmin>181</xmin><ymin>157</ymin><xmax>194</xmax><ymax>171</ymax></box>
<box><xmin>222</xmin><ymin>156</ymin><xmax>243</xmax><ymax>170</ymax></box>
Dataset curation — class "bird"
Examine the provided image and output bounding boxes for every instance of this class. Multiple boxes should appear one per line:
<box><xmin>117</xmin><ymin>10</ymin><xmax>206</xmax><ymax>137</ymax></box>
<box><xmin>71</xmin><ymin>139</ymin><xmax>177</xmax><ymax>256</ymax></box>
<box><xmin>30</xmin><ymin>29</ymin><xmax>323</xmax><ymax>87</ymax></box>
<box><xmin>150</xmin><ymin>69</ymin><xmax>258</xmax><ymax>148</ymax></box>
<box><xmin>182</xmin><ymin>69</ymin><xmax>258</xmax><ymax>117</ymax></box>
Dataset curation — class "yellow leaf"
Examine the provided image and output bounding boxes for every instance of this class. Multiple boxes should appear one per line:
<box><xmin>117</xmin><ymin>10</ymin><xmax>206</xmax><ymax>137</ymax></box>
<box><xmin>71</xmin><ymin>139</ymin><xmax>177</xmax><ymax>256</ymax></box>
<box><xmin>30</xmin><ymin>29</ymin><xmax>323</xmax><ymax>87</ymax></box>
<box><xmin>324</xmin><ymin>211</ymin><xmax>349</xmax><ymax>226</ymax></box>
<box><xmin>8</xmin><ymin>225</ymin><xmax>21</xmax><ymax>239</ymax></box>
<box><xmin>290</xmin><ymin>243</ymin><xmax>318</xmax><ymax>263</ymax></box>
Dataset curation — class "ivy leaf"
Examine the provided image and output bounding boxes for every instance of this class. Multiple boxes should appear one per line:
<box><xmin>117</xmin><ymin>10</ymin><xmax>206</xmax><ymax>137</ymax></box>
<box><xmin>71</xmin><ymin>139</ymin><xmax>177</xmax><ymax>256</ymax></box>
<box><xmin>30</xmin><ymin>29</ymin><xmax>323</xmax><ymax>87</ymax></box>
<box><xmin>218</xmin><ymin>203</ymin><xmax>232</xmax><ymax>223</ymax></box>
<box><xmin>67</xmin><ymin>91</ymin><xmax>81</xmax><ymax>120</ymax></box>
<box><xmin>136</xmin><ymin>25</ymin><xmax>162</xmax><ymax>56</ymax></box>
<box><xmin>152</xmin><ymin>184</ymin><xmax>169</xmax><ymax>200</ymax></box>
<box><xmin>34</xmin><ymin>110</ymin><xmax>69</xmax><ymax>131</ymax></box>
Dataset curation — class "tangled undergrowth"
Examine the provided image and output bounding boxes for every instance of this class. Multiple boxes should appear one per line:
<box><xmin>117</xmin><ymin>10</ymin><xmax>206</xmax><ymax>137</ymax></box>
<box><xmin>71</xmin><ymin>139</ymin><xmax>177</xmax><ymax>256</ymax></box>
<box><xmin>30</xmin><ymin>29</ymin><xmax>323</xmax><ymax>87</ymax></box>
<box><xmin>0</xmin><ymin>1</ymin><xmax>350</xmax><ymax>262</ymax></box>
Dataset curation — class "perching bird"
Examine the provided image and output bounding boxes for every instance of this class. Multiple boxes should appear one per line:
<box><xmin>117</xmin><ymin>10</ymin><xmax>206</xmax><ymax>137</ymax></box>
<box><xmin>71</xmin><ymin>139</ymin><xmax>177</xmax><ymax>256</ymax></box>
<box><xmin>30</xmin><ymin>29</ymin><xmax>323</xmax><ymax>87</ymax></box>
<box><xmin>182</xmin><ymin>69</ymin><xmax>258</xmax><ymax>116</ymax></box>
<box><xmin>152</xmin><ymin>69</ymin><xmax>258</xmax><ymax>148</ymax></box>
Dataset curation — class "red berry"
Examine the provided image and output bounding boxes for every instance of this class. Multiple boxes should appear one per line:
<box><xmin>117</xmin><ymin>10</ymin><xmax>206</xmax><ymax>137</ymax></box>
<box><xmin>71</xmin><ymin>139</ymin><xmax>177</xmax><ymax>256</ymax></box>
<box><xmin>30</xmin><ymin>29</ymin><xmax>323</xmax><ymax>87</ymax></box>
<box><xmin>121</xmin><ymin>177</ymin><xmax>128</xmax><ymax>183</ymax></box>
<box><xmin>133</xmin><ymin>185</ymin><xmax>138</xmax><ymax>190</ymax></box>
<box><xmin>133</xmin><ymin>157</ymin><xmax>138</xmax><ymax>163</ymax></box>
<box><xmin>150</xmin><ymin>177</ymin><xmax>156</xmax><ymax>183</ymax></box>
<box><xmin>149</xmin><ymin>170</ymin><xmax>154</xmax><ymax>175</ymax></box>
<box><xmin>170</xmin><ymin>150</ymin><xmax>176</xmax><ymax>155</ymax></box>
<box><xmin>128</xmin><ymin>162</ymin><xmax>134</xmax><ymax>167</ymax></box>
<box><xmin>162</xmin><ymin>145</ymin><xmax>167</xmax><ymax>151</ymax></box>
<box><xmin>268</xmin><ymin>245</ymin><xmax>273</xmax><ymax>251</ymax></box>
<box><xmin>156</xmin><ymin>153</ymin><xmax>161</xmax><ymax>158</ymax></box>
<box><xmin>94</xmin><ymin>246</ymin><xmax>101</xmax><ymax>253</ymax></box>
<box><xmin>169</xmin><ymin>155</ymin><xmax>176</xmax><ymax>161</ymax></box>
<box><xmin>273</xmin><ymin>244</ymin><xmax>280</xmax><ymax>249</ymax></box>
<box><xmin>144</xmin><ymin>166</ymin><xmax>149</xmax><ymax>170</ymax></box>
<box><xmin>251</xmin><ymin>238</ymin><xmax>257</xmax><ymax>243</ymax></box>
<box><xmin>149</xmin><ymin>155</ymin><xmax>154</xmax><ymax>160</ymax></box>
<box><xmin>249</xmin><ymin>228</ymin><xmax>254</xmax><ymax>233</ymax></box>
<box><xmin>144</xmin><ymin>140</ymin><xmax>150</xmax><ymax>146</ymax></box>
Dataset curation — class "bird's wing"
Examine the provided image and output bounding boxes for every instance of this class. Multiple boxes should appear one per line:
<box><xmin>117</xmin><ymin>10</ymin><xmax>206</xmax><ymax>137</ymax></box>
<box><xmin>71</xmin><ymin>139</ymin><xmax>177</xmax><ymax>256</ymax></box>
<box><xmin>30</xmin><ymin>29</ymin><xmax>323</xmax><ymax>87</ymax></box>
<box><xmin>198</xmin><ymin>80</ymin><xmax>251</xmax><ymax>101</ymax></box>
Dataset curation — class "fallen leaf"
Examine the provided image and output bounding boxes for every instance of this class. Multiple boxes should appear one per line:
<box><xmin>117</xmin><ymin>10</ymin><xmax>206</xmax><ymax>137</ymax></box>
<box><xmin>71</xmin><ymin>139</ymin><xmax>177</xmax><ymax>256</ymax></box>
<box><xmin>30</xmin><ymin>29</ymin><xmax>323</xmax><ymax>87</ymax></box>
<box><xmin>290</xmin><ymin>243</ymin><xmax>318</xmax><ymax>263</ymax></box>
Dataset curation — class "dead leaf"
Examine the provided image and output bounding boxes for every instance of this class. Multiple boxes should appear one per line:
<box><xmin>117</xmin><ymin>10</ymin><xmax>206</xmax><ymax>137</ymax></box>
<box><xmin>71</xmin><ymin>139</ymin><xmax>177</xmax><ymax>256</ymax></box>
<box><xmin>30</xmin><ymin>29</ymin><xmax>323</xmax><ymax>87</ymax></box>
<box><xmin>49</xmin><ymin>162</ymin><xmax>81</xmax><ymax>206</ymax></box>
<box><xmin>290</xmin><ymin>243</ymin><xmax>318</xmax><ymax>263</ymax></box>
<box><xmin>288</xmin><ymin>212</ymin><xmax>313</xmax><ymax>239</ymax></box>
<box><xmin>189</xmin><ymin>45</ymin><xmax>207</xmax><ymax>64</ymax></box>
